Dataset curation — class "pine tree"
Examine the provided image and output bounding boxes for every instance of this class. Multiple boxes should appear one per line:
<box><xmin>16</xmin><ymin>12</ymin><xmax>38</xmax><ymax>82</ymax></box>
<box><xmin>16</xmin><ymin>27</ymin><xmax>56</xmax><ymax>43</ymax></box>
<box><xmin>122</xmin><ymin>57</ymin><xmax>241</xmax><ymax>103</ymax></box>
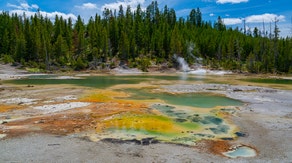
<box><xmin>0</xmin><ymin>2</ymin><xmax>291</xmax><ymax>73</ymax></box>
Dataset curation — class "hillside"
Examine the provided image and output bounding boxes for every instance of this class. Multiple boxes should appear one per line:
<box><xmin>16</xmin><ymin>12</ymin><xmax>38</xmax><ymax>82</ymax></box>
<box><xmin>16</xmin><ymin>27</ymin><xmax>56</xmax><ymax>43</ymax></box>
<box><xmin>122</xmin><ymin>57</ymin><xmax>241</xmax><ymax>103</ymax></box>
<box><xmin>0</xmin><ymin>1</ymin><xmax>291</xmax><ymax>73</ymax></box>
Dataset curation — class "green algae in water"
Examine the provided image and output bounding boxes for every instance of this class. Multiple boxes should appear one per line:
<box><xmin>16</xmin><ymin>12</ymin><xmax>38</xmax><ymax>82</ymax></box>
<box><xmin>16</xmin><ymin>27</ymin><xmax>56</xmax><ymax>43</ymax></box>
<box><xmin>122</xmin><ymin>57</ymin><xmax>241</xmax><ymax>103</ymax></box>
<box><xmin>241</xmin><ymin>78</ymin><xmax>292</xmax><ymax>85</ymax></box>
<box><xmin>152</xmin><ymin>104</ymin><xmax>226</xmax><ymax>128</ymax></box>
<box><xmin>152</xmin><ymin>104</ymin><xmax>187</xmax><ymax>118</ymax></box>
<box><xmin>201</xmin><ymin>116</ymin><xmax>223</xmax><ymax>125</ymax></box>
<box><xmin>151</xmin><ymin>103</ymin><xmax>233</xmax><ymax>142</ymax></box>
<box><xmin>123</xmin><ymin>88</ymin><xmax>243</xmax><ymax>108</ymax></box>
<box><xmin>5</xmin><ymin>76</ymin><xmax>143</xmax><ymax>88</ymax></box>
<box><xmin>101</xmin><ymin>112</ymin><xmax>203</xmax><ymax>145</ymax></box>
<box><xmin>209</xmin><ymin>125</ymin><xmax>230</xmax><ymax>134</ymax></box>
<box><xmin>161</xmin><ymin>93</ymin><xmax>242</xmax><ymax>108</ymax></box>
<box><xmin>104</xmin><ymin>113</ymin><xmax>200</xmax><ymax>134</ymax></box>
<box><xmin>5</xmin><ymin>75</ymin><xmax>206</xmax><ymax>88</ymax></box>
<box><xmin>119</xmin><ymin>75</ymin><xmax>206</xmax><ymax>82</ymax></box>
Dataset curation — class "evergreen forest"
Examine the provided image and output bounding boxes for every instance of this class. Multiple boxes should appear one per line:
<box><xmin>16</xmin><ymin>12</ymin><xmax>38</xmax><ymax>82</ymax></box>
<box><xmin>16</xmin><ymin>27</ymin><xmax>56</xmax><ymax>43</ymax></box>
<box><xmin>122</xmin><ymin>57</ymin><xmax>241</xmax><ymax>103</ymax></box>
<box><xmin>0</xmin><ymin>1</ymin><xmax>291</xmax><ymax>73</ymax></box>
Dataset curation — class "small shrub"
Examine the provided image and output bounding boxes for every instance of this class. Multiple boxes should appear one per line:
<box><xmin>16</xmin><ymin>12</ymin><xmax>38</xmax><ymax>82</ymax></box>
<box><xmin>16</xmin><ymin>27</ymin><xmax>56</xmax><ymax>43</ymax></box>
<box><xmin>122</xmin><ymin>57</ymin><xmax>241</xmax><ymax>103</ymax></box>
<box><xmin>0</xmin><ymin>54</ymin><xmax>14</xmax><ymax>64</ymax></box>
<box><xmin>137</xmin><ymin>57</ymin><xmax>151</xmax><ymax>72</ymax></box>
<box><xmin>26</xmin><ymin>67</ymin><xmax>42</xmax><ymax>73</ymax></box>
<box><xmin>74</xmin><ymin>57</ymin><xmax>88</xmax><ymax>70</ymax></box>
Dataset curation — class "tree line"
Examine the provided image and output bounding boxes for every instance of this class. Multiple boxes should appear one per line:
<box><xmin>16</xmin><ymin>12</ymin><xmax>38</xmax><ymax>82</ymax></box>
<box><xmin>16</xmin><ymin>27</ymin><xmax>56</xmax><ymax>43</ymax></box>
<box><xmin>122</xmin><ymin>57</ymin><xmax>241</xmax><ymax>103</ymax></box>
<box><xmin>0</xmin><ymin>1</ymin><xmax>291</xmax><ymax>73</ymax></box>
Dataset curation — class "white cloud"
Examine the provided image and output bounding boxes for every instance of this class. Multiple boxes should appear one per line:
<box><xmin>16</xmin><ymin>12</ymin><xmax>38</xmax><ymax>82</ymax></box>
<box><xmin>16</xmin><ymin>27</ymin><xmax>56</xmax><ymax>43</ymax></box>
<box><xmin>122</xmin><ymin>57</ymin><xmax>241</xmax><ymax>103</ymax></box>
<box><xmin>221</xmin><ymin>13</ymin><xmax>285</xmax><ymax>26</ymax></box>
<box><xmin>20</xmin><ymin>3</ymin><xmax>30</xmax><ymax>10</ymax></box>
<box><xmin>223</xmin><ymin>18</ymin><xmax>242</xmax><ymax>25</ymax></box>
<box><xmin>10</xmin><ymin>9</ymin><xmax>77</xmax><ymax>21</ymax></box>
<box><xmin>7</xmin><ymin>3</ymin><xmax>24</xmax><ymax>10</ymax></box>
<box><xmin>7</xmin><ymin>2</ymin><xmax>38</xmax><ymax>11</ymax></box>
<box><xmin>246</xmin><ymin>13</ymin><xmax>285</xmax><ymax>23</ymax></box>
<box><xmin>42</xmin><ymin>11</ymin><xmax>77</xmax><ymax>21</ymax></box>
<box><xmin>8</xmin><ymin>2</ymin><xmax>77</xmax><ymax>21</ymax></box>
<box><xmin>31</xmin><ymin>4</ymin><xmax>39</xmax><ymax>9</ymax></box>
<box><xmin>74</xmin><ymin>3</ymin><xmax>102</xmax><ymax>22</ymax></box>
<box><xmin>209</xmin><ymin>13</ymin><xmax>215</xmax><ymax>17</ymax></box>
<box><xmin>75</xmin><ymin>3</ymin><xmax>98</xmax><ymax>10</ymax></box>
<box><xmin>216</xmin><ymin>0</ymin><xmax>248</xmax><ymax>4</ymax></box>
<box><xmin>102</xmin><ymin>0</ymin><xmax>146</xmax><ymax>11</ymax></box>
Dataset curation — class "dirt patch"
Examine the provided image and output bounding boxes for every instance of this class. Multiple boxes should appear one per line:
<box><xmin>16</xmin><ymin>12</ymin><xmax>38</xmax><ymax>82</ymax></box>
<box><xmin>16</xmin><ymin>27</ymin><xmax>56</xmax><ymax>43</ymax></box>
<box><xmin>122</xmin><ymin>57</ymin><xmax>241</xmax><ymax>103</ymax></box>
<box><xmin>0</xmin><ymin>105</ymin><xmax>22</xmax><ymax>113</ymax></box>
<box><xmin>196</xmin><ymin>140</ymin><xmax>232</xmax><ymax>155</ymax></box>
<box><xmin>0</xmin><ymin>64</ymin><xmax>35</xmax><ymax>80</ymax></box>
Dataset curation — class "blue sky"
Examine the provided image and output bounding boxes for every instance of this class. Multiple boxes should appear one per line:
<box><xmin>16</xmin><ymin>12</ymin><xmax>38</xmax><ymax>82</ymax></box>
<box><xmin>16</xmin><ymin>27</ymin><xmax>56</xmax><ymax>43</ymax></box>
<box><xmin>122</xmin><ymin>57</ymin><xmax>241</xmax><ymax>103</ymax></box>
<box><xmin>1</xmin><ymin>0</ymin><xmax>291</xmax><ymax>37</ymax></box>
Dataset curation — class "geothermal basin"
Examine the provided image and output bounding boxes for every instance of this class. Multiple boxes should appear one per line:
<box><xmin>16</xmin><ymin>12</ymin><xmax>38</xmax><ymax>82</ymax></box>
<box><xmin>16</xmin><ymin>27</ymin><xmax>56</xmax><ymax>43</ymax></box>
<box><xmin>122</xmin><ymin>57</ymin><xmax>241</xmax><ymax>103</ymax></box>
<box><xmin>1</xmin><ymin>73</ymin><xmax>292</xmax><ymax>162</ymax></box>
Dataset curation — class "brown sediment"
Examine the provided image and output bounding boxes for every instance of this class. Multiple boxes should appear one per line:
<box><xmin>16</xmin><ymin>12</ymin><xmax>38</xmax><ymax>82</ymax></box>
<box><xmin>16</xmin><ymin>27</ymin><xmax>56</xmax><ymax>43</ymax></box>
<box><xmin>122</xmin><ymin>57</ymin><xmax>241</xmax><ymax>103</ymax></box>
<box><xmin>0</xmin><ymin>105</ymin><xmax>22</xmax><ymax>113</ymax></box>
<box><xmin>196</xmin><ymin>139</ymin><xmax>232</xmax><ymax>156</ymax></box>
<box><xmin>2</xmin><ymin>112</ymin><xmax>93</xmax><ymax>137</ymax></box>
<box><xmin>196</xmin><ymin>139</ymin><xmax>259</xmax><ymax>158</ymax></box>
<box><xmin>0</xmin><ymin>126</ymin><xmax>32</xmax><ymax>139</ymax></box>
<box><xmin>0</xmin><ymin>99</ymin><xmax>151</xmax><ymax>139</ymax></box>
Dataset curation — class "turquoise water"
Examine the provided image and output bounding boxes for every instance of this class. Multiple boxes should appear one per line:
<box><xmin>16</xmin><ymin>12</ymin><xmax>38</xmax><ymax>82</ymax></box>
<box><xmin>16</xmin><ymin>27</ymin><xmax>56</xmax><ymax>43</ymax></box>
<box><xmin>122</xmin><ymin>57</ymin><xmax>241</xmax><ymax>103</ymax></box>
<box><xmin>121</xmin><ymin>88</ymin><xmax>242</xmax><ymax>108</ymax></box>
<box><xmin>223</xmin><ymin>146</ymin><xmax>257</xmax><ymax>158</ymax></box>
<box><xmin>6</xmin><ymin>76</ymin><xmax>142</xmax><ymax>88</ymax></box>
<box><xmin>152</xmin><ymin>104</ymin><xmax>230</xmax><ymax>134</ymax></box>
<box><xmin>6</xmin><ymin>75</ymin><xmax>206</xmax><ymax>88</ymax></box>
<box><xmin>6</xmin><ymin>75</ymin><xmax>242</xmax><ymax>108</ymax></box>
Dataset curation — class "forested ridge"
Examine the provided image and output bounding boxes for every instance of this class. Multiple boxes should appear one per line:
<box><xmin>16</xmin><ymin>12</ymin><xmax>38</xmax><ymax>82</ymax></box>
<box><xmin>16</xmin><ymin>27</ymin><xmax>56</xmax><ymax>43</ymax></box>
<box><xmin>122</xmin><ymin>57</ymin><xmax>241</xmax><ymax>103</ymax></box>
<box><xmin>0</xmin><ymin>1</ymin><xmax>291</xmax><ymax>73</ymax></box>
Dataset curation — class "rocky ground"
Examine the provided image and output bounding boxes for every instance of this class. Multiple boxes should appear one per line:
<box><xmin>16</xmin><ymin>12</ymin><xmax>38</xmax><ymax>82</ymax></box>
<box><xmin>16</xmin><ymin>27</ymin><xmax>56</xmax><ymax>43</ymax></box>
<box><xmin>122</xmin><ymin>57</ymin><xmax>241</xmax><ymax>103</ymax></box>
<box><xmin>1</xmin><ymin>63</ymin><xmax>292</xmax><ymax>162</ymax></box>
<box><xmin>0</xmin><ymin>64</ymin><xmax>29</xmax><ymax>80</ymax></box>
